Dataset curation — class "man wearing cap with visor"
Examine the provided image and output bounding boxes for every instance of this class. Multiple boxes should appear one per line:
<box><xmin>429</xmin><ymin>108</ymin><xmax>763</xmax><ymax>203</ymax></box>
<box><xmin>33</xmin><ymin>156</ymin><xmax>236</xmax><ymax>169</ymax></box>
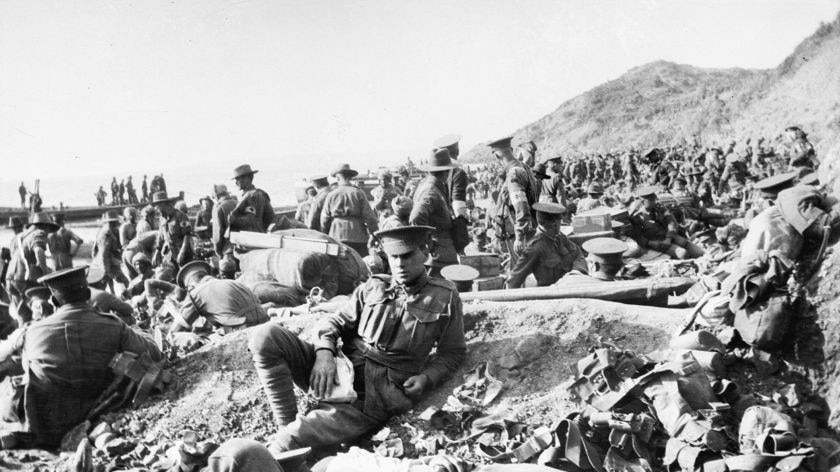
<box><xmin>629</xmin><ymin>186</ymin><xmax>704</xmax><ymax>260</ymax></box>
<box><xmin>150</xmin><ymin>191</ymin><xmax>194</xmax><ymax>268</ymax></box>
<box><xmin>433</xmin><ymin>134</ymin><xmax>470</xmax><ymax>220</ymax></box>
<box><xmin>582</xmin><ymin>237</ymin><xmax>629</xmax><ymax>281</ymax></box>
<box><xmin>409</xmin><ymin>148</ymin><xmax>460</xmax><ymax>276</ymax></box>
<box><xmin>506</xmin><ymin>202</ymin><xmax>587</xmax><ymax>288</ymax></box>
<box><xmin>320</xmin><ymin>164</ymin><xmax>379</xmax><ymax>257</ymax></box>
<box><xmin>230</xmin><ymin>164</ymin><xmax>275</xmax><ymax>234</ymax></box>
<box><xmin>248</xmin><ymin>225</ymin><xmax>465</xmax><ymax>468</ymax></box>
<box><xmin>488</xmin><ymin>136</ymin><xmax>538</xmax><ymax>265</ymax></box>
<box><xmin>744</xmin><ymin>171</ymin><xmax>797</xmax><ymax>227</ymax></box>
<box><xmin>0</xmin><ymin>266</ymin><xmax>162</xmax><ymax>449</ymax></box>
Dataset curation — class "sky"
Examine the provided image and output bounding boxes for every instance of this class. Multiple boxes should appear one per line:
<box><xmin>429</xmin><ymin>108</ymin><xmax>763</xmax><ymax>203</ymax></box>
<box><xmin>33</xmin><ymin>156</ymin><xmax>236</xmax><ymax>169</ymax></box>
<box><xmin>1</xmin><ymin>0</ymin><xmax>839</xmax><ymax>187</ymax></box>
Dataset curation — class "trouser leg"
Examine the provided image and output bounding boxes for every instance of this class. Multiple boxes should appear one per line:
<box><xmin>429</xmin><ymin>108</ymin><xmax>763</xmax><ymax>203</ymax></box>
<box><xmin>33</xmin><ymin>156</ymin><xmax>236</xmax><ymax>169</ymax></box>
<box><xmin>206</xmin><ymin>438</ymin><xmax>283</xmax><ymax>472</ymax></box>
<box><xmin>270</xmin><ymin>402</ymin><xmax>382</xmax><ymax>454</ymax></box>
<box><xmin>248</xmin><ymin>323</ymin><xmax>316</xmax><ymax>427</ymax></box>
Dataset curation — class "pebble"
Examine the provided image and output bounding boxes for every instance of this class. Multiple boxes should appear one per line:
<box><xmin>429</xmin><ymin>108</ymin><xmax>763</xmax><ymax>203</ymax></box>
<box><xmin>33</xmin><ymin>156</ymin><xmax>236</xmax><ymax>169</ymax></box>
<box><xmin>103</xmin><ymin>438</ymin><xmax>136</xmax><ymax>457</ymax></box>
<box><xmin>515</xmin><ymin>335</ymin><xmax>548</xmax><ymax>364</ymax></box>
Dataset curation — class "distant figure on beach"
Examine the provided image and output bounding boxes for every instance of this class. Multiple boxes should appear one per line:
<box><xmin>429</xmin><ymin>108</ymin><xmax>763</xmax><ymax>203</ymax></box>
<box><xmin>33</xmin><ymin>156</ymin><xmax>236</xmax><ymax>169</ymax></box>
<box><xmin>141</xmin><ymin>175</ymin><xmax>149</xmax><ymax>203</ymax></box>
<box><xmin>47</xmin><ymin>213</ymin><xmax>83</xmax><ymax>270</ymax></box>
<box><xmin>118</xmin><ymin>179</ymin><xmax>126</xmax><ymax>205</ymax></box>
<box><xmin>126</xmin><ymin>176</ymin><xmax>138</xmax><ymax>204</ymax></box>
<box><xmin>95</xmin><ymin>186</ymin><xmax>107</xmax><ymax>207</ymax></box>
<box><xmin>110</xmin><ymin>177</ymin><xmax>119</xmax><ymax>205</ymax></box>
<box><xmin>18</xmin><ymin>182</ymin><xmax>26</xmax><ymax>209</ymax></box>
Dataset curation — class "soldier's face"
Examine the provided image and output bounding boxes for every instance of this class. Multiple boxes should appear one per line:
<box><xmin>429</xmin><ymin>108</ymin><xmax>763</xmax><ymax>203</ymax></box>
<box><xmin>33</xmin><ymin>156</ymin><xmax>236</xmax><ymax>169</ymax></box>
<box><xmin>387</xmin><ymin>247</ymin><xmax>428</xmax><ymax>284</ymax></box>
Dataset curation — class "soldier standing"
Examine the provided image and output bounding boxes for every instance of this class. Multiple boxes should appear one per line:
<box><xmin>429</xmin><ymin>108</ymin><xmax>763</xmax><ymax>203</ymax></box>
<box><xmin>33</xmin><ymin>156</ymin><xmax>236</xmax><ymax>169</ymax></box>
<box><xmin>141</xmin><ymin>175</ymin><xmax>149</xmax><ymax>203</ymax></box>
<box><xmin>47</xmin><ymin>213</ymin><xmax>83</xmax><ymax>270</ymax></box>
<box><xmin>320</xmin><ymin>164</ymin><xmax>379</xmax><ymax>257</ymax></box>
<box><xmin>92</xmin><ymin>210</ymin><xmax>129</xmax><ymax>293</ymax></box>
<box><xmin>18</xmin><ymin>182</ymin><xmax>26</xmax><ymax>209</ymax></box>
<box><xmin>150</xmin><ymin>191</ymin><xmax>193</xmax><ymax>268</ymax></box>
<box><xmin>488</xmin><ymin>136</ymin><xmax>538</xmax><ymax>267</ymax></box>
<box><xmin>540</xmin><ymin>155</ymin><xmax>567</xmax><ymax>206</ymax></box>
<box><xmin>230</xmin><ymin>165</ymin><xmax>275</xmax><ymax>234</ymax></box>
<box><xmin>211</xmin><ymin>184</ymin><xmax>238</xmax><ymax>259</ymax></box>
<box><xmin>126</xmin><ymin>176</ymin><xmax>138</xmax><ymax>204</ymax></box>
<box><xmin>409</xmin><ymin>149</ymin><xmax>458</xmax><ymax>277</ymax></box>
<box><xmin>305</xmin><ymin>175</ymin><xmax>332</xmax><ymax>232</ymax></box>
<box><xmin>371</xmin><ymin>171</ymin><xmax>400</xmax><ymax>222</ymax></box>
<box><xmin>118</xmin><ymin>179</ymin><xmax>126</xmax><ymax>205</ymax></box>
<box><xmin>433</xmin><ymin>134</ymin><xmax>470</xmax><ymax>219</ymax></box>
<box><xmin>110</xmin><ymin>177</ymin><xmax>119</xmax><ymax>205</ymax></box>
<box><xmin>5</xmin><ymin>213</ymin><xmax>58</xmax><ymax>312</ymax></box>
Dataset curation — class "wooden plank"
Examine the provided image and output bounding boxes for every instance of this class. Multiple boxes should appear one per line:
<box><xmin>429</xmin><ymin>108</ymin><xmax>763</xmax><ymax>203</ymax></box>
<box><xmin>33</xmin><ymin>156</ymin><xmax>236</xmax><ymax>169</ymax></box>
<box><xmin>230</xmin><ymin>231</ymin><xmax>343</xmax><ymax>256</ymax></box>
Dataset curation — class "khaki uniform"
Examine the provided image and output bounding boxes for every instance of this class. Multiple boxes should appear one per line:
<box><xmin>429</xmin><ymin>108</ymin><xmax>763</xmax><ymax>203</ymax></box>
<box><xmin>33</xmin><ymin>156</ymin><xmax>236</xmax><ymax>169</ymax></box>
<box><xmin>231</xmin><ymin>185</ymin><xmax>275</xmax><ymax>233</ymax></box>
<box><xmin>212</xmin><ymin>195</ymin><xmax>238</xmax><ymax>257</ymax></box>
<box><xmin>409</xmin><ymin>176</ymin><xmax>458</xmax><ymax>271</ymax></box>
<box><xmin>249</xmin><ymin>273</ymin><xmax>465</xmax><ymax>452</ymax></box>
<box><xmin>118</xmin><ymin>222</ymin><xmax>136</xmax><ymax>249</ymax></box>
<box><xmin>506</xmin><ymin>229</ymin><xmax>587</xmax><ymax>288</ymax></box>
<box><xmin>540</xmin><ymin>174</ymin><xmax>567</xmax><ymax>205</ymax></box>
<box><xmin>447</xmin><ymin>167</ymin><xmax>470</xmax><ymax>218</ymax></box>
<box><xmin>175</xmin><ymin>278</ymin><xmax>268</xmax><ymax>331</ymax></box>
<box><xmin>371</xmin><ymin>185</ymin><xmax>400</xmax><ymax>219</ymax></box>
<box><xmin>0</xmin><ymin>302</ymin><xmax>162</xmax><ymax>447</ymax></box>
<box><xmin>5</xmin><ymin>228</ymin><xmax>49</xmax><ymax>305</ymax></box>
<box><xmin>306</xmin><ymin>187</ymin><xmax>332</xmax><ymax>232</ymax></box>
<box><xmin>90</xmin><ymin>287</ymin><xmax>135</xmax><ymax>325</ymax></box>
<box><xmin>493</xmin><ymin>161</ymin><xmax>538</xmax><ymax>266</ymax></box>
<box><xmin>92</xmin><ymin>225</ymin><xmax>124</xmax><ymax>283</ymax></box>
<box><xmin>158</xmin><ymin>210</ymin><xmax>193</xmax><ymax>265</ymax></box>
<box><xmin>320</xmin><ymin>183</ymin><xmax>379</xmax><ymax>254</ymax></box>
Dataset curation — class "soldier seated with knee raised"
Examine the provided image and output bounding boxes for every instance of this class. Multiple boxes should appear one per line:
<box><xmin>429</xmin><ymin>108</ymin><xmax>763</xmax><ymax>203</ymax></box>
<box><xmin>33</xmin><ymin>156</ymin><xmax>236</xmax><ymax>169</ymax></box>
<box><xmin>248</xmin><ymin>225</ymin><xmax>466</xmax><ymax>470</ymax></box>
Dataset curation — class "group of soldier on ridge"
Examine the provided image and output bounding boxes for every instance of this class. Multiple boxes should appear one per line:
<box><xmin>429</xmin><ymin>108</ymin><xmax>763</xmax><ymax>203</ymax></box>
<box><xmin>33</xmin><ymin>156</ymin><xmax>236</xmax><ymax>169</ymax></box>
<box><xmin>0</xmin><ymin>124</ymin><xmax>836</xmax><ymax>471</ymax></box>
<box><xmin>94</xmin><ymin>174</ymin><xmax>168</xmax><ymax>207</ymax></box>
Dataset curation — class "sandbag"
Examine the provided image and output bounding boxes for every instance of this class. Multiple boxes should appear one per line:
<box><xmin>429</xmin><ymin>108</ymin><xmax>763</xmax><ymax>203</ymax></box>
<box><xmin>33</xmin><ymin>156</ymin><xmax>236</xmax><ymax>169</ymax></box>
<box><xmin>238</xmin><ymin>249</ymin><xmax>338</xmax><ymax>298</ymax></box>
<box><xmin>270</xmin><ymin>229</ymin><xmax>370</xmax><ymax>294</ymax></box>
<box><xmin>733</xmin><ymin>290</ymin><xmax>791</xmax><ymax>350</ymax></box>
<box><xmin>247</xmin><ymin>280</ymin><xmax>306</xmax><ymax>307</ymax></box>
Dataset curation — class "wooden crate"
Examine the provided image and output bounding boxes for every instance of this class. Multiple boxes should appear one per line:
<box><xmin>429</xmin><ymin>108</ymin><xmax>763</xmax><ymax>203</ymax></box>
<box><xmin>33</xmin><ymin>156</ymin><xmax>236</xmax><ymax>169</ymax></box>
<box><xmin>459</xmin><ymin>253</ymin><xmax>501</xmax><ymax>278</ymax></box>
<box><xmin>572</xmin><ymin>209</ymin><xmax>612</xmax><ymax>234</ymax></box>
<box><xmin>472</xmin><ymin>275</ymin><xmax>505</xmax><ymax>292</ymax></box>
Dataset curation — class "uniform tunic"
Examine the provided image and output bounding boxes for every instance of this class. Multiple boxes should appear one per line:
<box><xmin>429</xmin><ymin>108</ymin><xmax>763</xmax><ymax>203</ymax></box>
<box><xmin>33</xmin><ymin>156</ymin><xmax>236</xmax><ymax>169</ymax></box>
<box><xmin>320</xmin><ymin>183</ymin><xmax>379</xmax><ymax>244</ymax></box>
<box><xmin>231</xmin><ymin>185</ymin><xmax>275</xmax><ymax>233</ymax></box>
<box><xmin>92</xmin><ymin>225</ymin><xmax>124</xmax><ymax>282</ymax></box>
<box><xmin>90</xmin><ymin>287</ymin><xmax>135</xmax><ymax>324</ymax></box>
<box><xmin>497</xmin><ymin>160</ymin><xmax>538</xmax><ymax>241</ymax></box>
<box><xmin>306</xmin><ymin>187</ymin><xmax>332</xmax><ymax>232</ymax></box>
<box><xmin>176</xmin><ymin>277</ymin><xmax>268</xmax><ymax>331</ymax></box>
<box><xmin>447</xmin><ymin>167</ymin><xmax>470</xmax><ymax>218</ymax></box>
<box><xmin>211</xmin><ymin>195</ymin><xmax>238</xmax><ymax>257</ymax></box>
<box><xmin>371</xmin><ymin>185</ymin><xmax>400</xmax><ymax>219</ymax></box>
<box><xmin>0</xmin><ymin>302</ymin><xmax>162</xmax><ymax>447</ymax></box>
<box><xmin>6</xmin><ymin>227</ymin><xmax>49</xmax><ymax>287</ymax></box>
<box><xmin>506</xmin><ymin>230</ymin><xmax>587</xmax><ymax>288</ymax></box>
<box><xmin>158</xmin><ymin>210</ymin><xmax>193</xmax><ymax>265</ymax></box>
<box><xmin>409</xmin><ymin>176</ymin><xmax>458</xmax><ymax>268</ymax></box>
<box><xmin>540</xmin><ymin>174</ymin><xmax>567</xmax><ymax>205</ymax></box>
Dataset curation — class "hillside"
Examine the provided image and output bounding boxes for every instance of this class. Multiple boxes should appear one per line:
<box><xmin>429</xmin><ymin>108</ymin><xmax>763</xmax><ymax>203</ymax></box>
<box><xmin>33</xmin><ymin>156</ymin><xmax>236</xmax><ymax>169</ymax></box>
<box><xmin>464</xmin><ymin>12</ymin><xmax>840</xmax><ymax>164</ymax></box>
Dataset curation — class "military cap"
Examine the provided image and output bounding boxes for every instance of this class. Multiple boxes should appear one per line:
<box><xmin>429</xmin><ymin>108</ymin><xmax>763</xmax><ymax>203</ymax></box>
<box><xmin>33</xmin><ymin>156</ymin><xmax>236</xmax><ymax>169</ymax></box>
<box><xmin>132</xmin><ymin>252</ymin><xmax>152</xmax><ymax>266</ymax></box>
<box><xmin>421</xmin><ymin>148</ymin><xmax>457</xmax><ymax>172</ymax></box>
<box><xmin>635</xmin><ymin>185</ymin><xmax>661</xmax><ymax>199</ymax></box>
<box><xmin>25</xmin><ymin>286</ymin><xmax>51</xmax><ymax>300</ymax></box>
<box><xmin>100</xmin><ymin>210</ymin><xmax>120</xmax><ymax>224</ymax></box>
<box><xmin>232</xmin><ymin>164</ymin><xmax>258</xmax><ymax>180</ymax></box>
<box><xmin>433</xmin><ymin>134</ymin><xmax>461</xmax><ymax>150</ymax></box>
<box><xmin>37</xmin><ymin>265</ymin><xmax>89</xmax><ymax>293</ymax></box>
<box><xmin>440</xmin><ymin>264</ymin><xmax>479</xmax><ymax>283</ymax></box>
<box><xmin>582</xmin><ymin>237</ymin><xmax>628</xmax><ymax>264</ymax></box>
<box><xmin>532</xmin><ymin>202</ymin><xmax>566</xmax><ymax>215</ymax></box>
<box><xmin>86</xmin><ymin>266</ymin><xmax>106</xmax><ymax>285</ymax></box>
<box><xmin>150</xmin><ymin>191</ymin><xmax>178</xmax><ymax>205</ymax></box>
<box><xmin>587</xmin><ymin>182</ymin><xmax>604</xmax><ymax>194</ymax></box>
<box><xmin>309</xmin><ymin>175</ymin><xmax>329</xmax><ymax>187</ymax></box>
<box><xmin>331</xmin><ymin>163</ymin><xmax>359</xmax><ymax>178</ymax></box>
<box><xmin>799</xmin><ymin>172</ymin><xmax>819</xmax><ymax>186</ymax></box>
<box><xmin>487</xmin><ymin>136</ymin><xmax>514</xmax><ymax>150</ymax></box>
<box><xmin>754</xmin><ymin>171</ymin><xmax>797</xmax><ymax>198</ymax></box>
<box><xmin>373</xmin><ymin>225</ymin><xmax>434</xmax><ymax>256</ymax></box>
<box><xmin>8</xmin><ymin>216</ymin><xmax>25</xmax><ymax>228</ymax></box>
<box><xmin>543</xmin><ymin>155</ymin><xmax>563</xmax><ymax>163</ymax></box>
<box><xmin>177</xmin><ymin>260</ymin><xmax>213</xmax><ymax>288</ymax></box>
<box><xmin>213</xmin><ymin>184</ymin><xmax>230</xmax><ymax>197</ymax></box>
<box><xmin>532</xmin><ymin>162</ymin><xmax>549</xmax><ymax>179</ymax></box>
<box><xmin>27</xmin><ymin>212</ymin><xmax>59</xmax><ymax>231</ymax></box>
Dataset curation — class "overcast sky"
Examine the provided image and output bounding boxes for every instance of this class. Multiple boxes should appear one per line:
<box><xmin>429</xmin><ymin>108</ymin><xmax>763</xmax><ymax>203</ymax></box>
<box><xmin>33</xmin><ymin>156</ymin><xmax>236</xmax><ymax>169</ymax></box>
<box><xmin>1</xmin><ymin>0</ymin><xmax>838</xmax><ymax>181</ymax></box>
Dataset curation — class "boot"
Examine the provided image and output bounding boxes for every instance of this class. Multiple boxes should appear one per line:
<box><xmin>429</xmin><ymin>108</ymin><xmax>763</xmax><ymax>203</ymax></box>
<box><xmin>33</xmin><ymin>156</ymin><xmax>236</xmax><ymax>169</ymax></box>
<box><xmin>254</xmin><ymin>363</ymin><xmax>299</xmax><ymax>427</ymax></box>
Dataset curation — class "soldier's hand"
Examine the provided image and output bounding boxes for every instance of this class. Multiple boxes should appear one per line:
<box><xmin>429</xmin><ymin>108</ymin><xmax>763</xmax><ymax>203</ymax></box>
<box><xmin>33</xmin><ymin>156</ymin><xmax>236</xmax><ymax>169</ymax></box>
<box><xmin>513</xmin><ymin>237</ymin><xmax>525</xmax><ymax>256</ymax></box>
<box><xmin>310</xmin><ymin>350</ymin><xmax>337</xmax><ymax>399</ymax></box>
<box><xmin>402</xmin><ymin>374</ymin><xmax>428</xmax><ymax>398</ymax></box>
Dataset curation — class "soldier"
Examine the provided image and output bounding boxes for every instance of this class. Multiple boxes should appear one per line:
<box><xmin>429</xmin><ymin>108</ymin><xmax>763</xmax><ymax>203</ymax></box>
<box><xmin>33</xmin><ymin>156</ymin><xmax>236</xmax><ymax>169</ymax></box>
<box><xmin>516</xmin><ymin>140</ymin><xmax>538</xmax><ymax>167</ymax></box>
<box><xmin>47</xmin><ymin>213</ymin><xmax>83</xmax><ymax>270</ymax></box>
<box><xmin>718</xmin><ymin>153</ymin><xmax>748</xmax><ymax>194</ymax></box>
<box><xmin>230</xmin><ymin>164</ymin><xmax>275</xmax><ymax>234</ymax></box>
<box><xmin>409</xmin><ymin>149</ymin><xmax>459</xmax><ymax>276</ymax></box>
<box><xmin>506</xmin><ymin>202</ymin><xmax>587</xmax><ymax>288</ymax></box>
<box><xmin>576</xmin><ymin>182</ymin><xmax>605</xmax><ymax>213</ymax></box>
<box><xmin>92</xmin><ymin>210</ymin><xmax>129</xmax><ymax>292</ymax></box>
<box><xmin>211</xmin><ymin>184</ymin><xmax>238</xmax><ymax>259</ymax></box>
<box><xmin>320</xmin><ymin>164</ymin><xmax>379</xmax><ymax>257</ymax></box>
<box><xmin>196</xmin><ymin>197</ymin><xmax>214</xmax><ymax>231</ymax></box>
<box><xmin>305</xmin><ymin>175</ymin><xmax>332</xmax><ymax>232</ymax></box>
<box><xmin>248</xmin><ymin>226</ymin><xmax>465</xmax><ymax>466</ymax></box>
<box><xmin>744</xmin><ymin>172</ymin><xmax>797</xmax><ymax>226</ymax></box>
<box><xmin>433</xmin><ymin>134</ymin><xmax>470</xmax><ymax>219</ymax></box>
<box><xmin>0</xmin><ymin>266</ymin><xmax>162</xmax><ymax>449</ymax></box>
<box><xmin>18</xmin><ymin>182</ymin><xmax>26</xmax><ymax>209</ymax></box>
<box><xmin>371</xmin><ymin>171</ymin><xmax>401</xmax><ymax>222</ymax></box>
<box><xmin>126</xmin><ymin>176</ymin><xmax>138</xmax><ymax>204</ymax></box>
<box><xmin>168</xmin><ymin>261</ymin><xmax>268</xmax><ymax>335</ymax></box>
<box><xmin>381</xmin><ymin>196</ymin><xmax>412</xmax><ymax>230</ymax></box>
<box><xmin>488</xmin><ymin>136</ymin><xmax>538</xmax><ymax>267</ymax></box>
<box><xmin>110</xmin><ymin>177</ymin><xmax>119</xmax><ymax>205</ymax></box>
<box><xmin>118</xmin><ymin>179</ymin><xmax>126</xmax><ymax>205</ymax></box>
<box><xmin>95</xmin><ymin>186</ymin><xmax>107</xmax><ymax>207</ymax></box>
<box><xmin>628</xmin><ymin>186</ymin><xmax>704</xmax><ymax>260</ymax></box>
<box><xmin>784</xmin><ymin>126</ymin><xmax>818</xmax><ymax>174</ymax></box>
<box><xmin>150</xmin><ymin>191</ymin><xmax>193</xmax><ymax>268</ymax></box>
<box><xmin>119</xmin><ymin>207</ymin><xmax>138</xmax><ymax>249</ymax></box>
<box><xmin>540</xmin><ymin>155</ymin><xmax>567</xmax><ymax>206</ymax></box>
<box><xmin>135</xmin><ymin>205</ymin><xmax>156</xmax><ymax>234</ymax></box>
<box><xmin>294</xmin><ymin>186</ymin><xmax>316</xmax><ymax>224</ymax></box>
<box><xmin>581</xmin><ymin>237</ymin><xmax>629</xmax><ymax>281</ymax></box>
<box><xmin>531</xmin><ymin>161</ymin><xmax>549</xmax><ymax>201</ymax></box>
<box><xmin>123</xmin><ymin>252</ymin><xmax>155</xmax><ymax>301</ymax></box>
<box><xmin>141</xmin><ymin>175</ymin><xmax>149</xmax><ymax>203</ymax></box>
<box><xmin>86</xmin><ymin>267</ymin><xmax>135</xmax><ymax>325</ymax></box>
<box><xmin>5</xmin><ymin>213</ymin><xmax>57</xmax><ymax>313</ymax></box>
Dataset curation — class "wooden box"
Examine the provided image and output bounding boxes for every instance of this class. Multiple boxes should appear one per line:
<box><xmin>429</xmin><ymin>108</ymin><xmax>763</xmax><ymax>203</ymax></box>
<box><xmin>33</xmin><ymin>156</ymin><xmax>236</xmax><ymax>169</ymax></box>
<box><xmin>572</xmin><ymin>210</ymin><xmax>612</xmax><ymax>234</ymax></box>
<box><xmin>459</xmin><ymin>253</ymin><xmax>502</xmax><ymax>278</ymax></box>
<box><xmin>472</xmin><ymin>275</ymin><xmax>505</xmax><ymax>292</ymax></box>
